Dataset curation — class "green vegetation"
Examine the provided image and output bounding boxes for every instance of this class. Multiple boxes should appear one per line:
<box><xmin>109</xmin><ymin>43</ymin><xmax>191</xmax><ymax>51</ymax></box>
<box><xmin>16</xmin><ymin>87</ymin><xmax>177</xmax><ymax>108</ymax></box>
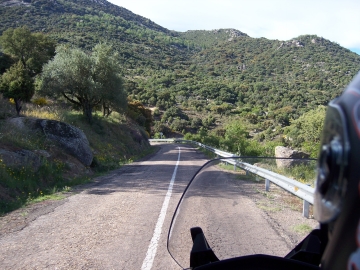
<box><xmin>284</xmin><ymin>106</ymin><xmax>326</xmax><ymax>157</ymax></box>
<box><xmin>0</xmin><ymin>26</ymin><xmax>55</xmax><ymax>114</ymax></box>
<box><xmin>38</xmin><ymin>43</ymin><xmax>126</xmax><ymax>123</ymax></box>
<box><xmin>0</xmin><ymin>157</ymin><xmax>80</xmax><ymax>214</ymax></box>
<box><xmin>1</xmin><ymin>2</ymin><xmax>359</xmax><ymax>132</ymax></box>
<box><xmin>0</xmin><ymin>94</ymin><xmax>154</xmax><ymax>215</ymax></box>
<box><xmin>293</xmin><ymin>223</ymin><xmax>313</xmax><ymax>234</ymax></box>
<box><xmin>0</xmin><ymin>61</ymin><xmax>34</xmax><ymax>115</ymax></box>
<box><xmin>218</xmin><ymin>157</ymin><xmax>316</xmax><ymax>186</ymax></box>
<box><xmin>0</xmin><ymin>26</ymin><xmax>55</xmax><ymax>76</ymax></box>
<box><xmin>259</xmin><ymin>161</ymin><xmax>317</xmax><ymax>187</ymax></box>
<box><xmin>184</xmin><ymin>119</ymin><xmax>280</xmax><ymax>157</ymax></box>
<box><xmin>256</xmin><ymin>203</ymin><xmax>282</xmax><ymax>213</ymax></box>
<box><xmin>179</xmin><ymin>29</ymin><xmax>248</xmax><ymax>48</ymax></box>
<box><xmin>126</xmin><ymin>99</ymin><xmax>153</xmax><ymax>135</ymax></box>
<box><xmin>0</xmin><ymin>0</ymin><xmax>360</xmax><ymax>213</ymax></box>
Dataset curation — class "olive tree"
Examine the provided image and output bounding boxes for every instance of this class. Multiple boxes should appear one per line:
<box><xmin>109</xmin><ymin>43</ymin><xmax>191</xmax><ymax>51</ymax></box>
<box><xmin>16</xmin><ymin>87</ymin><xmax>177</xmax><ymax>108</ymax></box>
<box><xmin>0</xmin><ymin>61</ymin><xmax>34</xmax><ymax>114</ymax></box>
<box><xmin>38</xmin><ymin>43</ymin><xmax>127</xmax><ymax>123</ymax></box>
<box><xmin>0</xmin><ymin>26</ymin><xmax>55</xmax><ymax>114</ymax></box>
<box><xmin>0</xmin><ymin>26</ymin><xmax>55</xmax><ymax>76</ymax></box>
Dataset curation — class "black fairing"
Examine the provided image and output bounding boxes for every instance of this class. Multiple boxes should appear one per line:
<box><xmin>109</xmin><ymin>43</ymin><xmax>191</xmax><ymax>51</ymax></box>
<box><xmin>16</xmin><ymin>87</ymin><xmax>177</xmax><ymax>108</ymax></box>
<box><xmin>194</xmin><ymin>254</ymin><xmax>320</xmax><ymax>270</ymax></box>
<box><xmin>315</xmin><ymin>71</ymin><xmax>360</xmax><ymax>269</ymax></box>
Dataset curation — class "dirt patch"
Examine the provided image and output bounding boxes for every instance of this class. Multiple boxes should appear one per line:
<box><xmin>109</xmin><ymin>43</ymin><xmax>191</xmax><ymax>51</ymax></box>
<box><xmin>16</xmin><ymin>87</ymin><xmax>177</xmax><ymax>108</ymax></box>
<box><xmin>250</xmin><ymin>182</ymin><xmax>318</xmax><ymax>245</ymax></box>
<box><xmin>0</xmin><ymin>146</ymin><xmax>161</xmax><ymax>238</ymax></box>
<box><xmin>0</xmin><ymin>195</ymin><xmax>70</xmax><ymax>237</ymax></box>
<box><xmin>220</xmin><ymin>168</ymin><xmax>318</xmax><ymax>246</ymax></box>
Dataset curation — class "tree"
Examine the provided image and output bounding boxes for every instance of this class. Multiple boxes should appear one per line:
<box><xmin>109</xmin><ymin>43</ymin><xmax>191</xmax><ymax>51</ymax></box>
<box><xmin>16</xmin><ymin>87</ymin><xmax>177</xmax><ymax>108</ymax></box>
<box><xmin>38</xmin><ymin>44</ymin><xmax>127</xmax><ymax>123</ymax></box>
<box><xmin>127</xmin><ymin>100</ymin><xmax>153</xmax><ymax>134</ymax></box>
<box><xmin>190</xmin><ymin>117</ymin><xmax>202</xmax><ymax>129</ymax></box>
<box><xmin>0</xmin><ymin>52</ymin><xmax>13</xmax><ymax>75</ymax></box>
<box><xmin>0</xmin><ymin>26</ymin><xmax>55</xmax><ymax>77</ymax></box>
<box><xmin>0</xmin><ymin>61</ymin><xmax>34</xmax><ymax>115</ymax></box>
<box><xmin>161</xmin><ymin>106</ymin><xmax>188</xmax><ymax>123</ymax></box>
<box><xmin>220</xmin><ymin>121</ymin><xmax>249</xmax><ymax>155</ymax></box>
<box><xmin>285</xmin><ymin>106</ymin><xmax>326</xmax><ymax>157</ymax></box>
<box><xmin>152</xmin><ymin>121</ymin><xmax>170</xmax><ymax>136</ymax></box>
<box><xmin>0</xmin><ymin>26</ymin><xmax>55</xmax><ymax>114</ymax></box>
<box><xmin>170</xmin><ymin>118</ymin><xmax>188</xmax><ymax>132</ymax></box>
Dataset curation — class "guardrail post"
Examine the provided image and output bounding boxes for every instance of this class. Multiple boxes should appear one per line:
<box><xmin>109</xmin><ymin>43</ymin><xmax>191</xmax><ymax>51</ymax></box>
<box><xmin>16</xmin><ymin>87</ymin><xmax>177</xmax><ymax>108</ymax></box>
<box><xmin>265</xmin><ymin>179</ymin><xmax>270</xmax><ymax>191</ymax></box>
<box><xmin>303</xmin><ymin>200</ymin><xmax>310</xmax><ymax>218</ymax></box>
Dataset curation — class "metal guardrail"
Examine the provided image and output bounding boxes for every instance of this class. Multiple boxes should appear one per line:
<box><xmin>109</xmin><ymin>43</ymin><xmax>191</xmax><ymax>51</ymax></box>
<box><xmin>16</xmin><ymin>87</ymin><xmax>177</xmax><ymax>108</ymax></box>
<box><xmin>149</xmin><ymin>138</ymin><xmax>176</xmax><ymax>143</ymax></box>
<box><xmin>149</xmin><ymin>138</ymin><xmax>315</xmax><ymax>218</ymax></box>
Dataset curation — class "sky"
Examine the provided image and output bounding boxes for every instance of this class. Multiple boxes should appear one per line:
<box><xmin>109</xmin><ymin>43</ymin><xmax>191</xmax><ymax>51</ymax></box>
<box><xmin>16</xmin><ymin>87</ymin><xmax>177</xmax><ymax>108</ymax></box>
<box><xmin>107</xmin><ymin>0</ymin><xmax>360</xmax><ymax>55</ymax></box>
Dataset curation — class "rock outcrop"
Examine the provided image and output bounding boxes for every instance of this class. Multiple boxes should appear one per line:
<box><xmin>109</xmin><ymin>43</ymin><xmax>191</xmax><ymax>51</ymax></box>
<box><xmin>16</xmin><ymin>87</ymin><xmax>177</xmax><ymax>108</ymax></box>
<box><xmin>7</xmin><ymin>117</ymin><xmax>93</xmax><ymax>166</ymax></box>
<box><xmin>0</xmin><ymin>149</ymin><xmax>41</xmax><ymax>171</ymax></box>
<box><xmin>0</xmin><ymin>0</ymin><xmax>31</xmax><ymax>7</ymax></box>
<box><xmin>36</xmin><ymin>119</ymin><xmax>93</xmax><ymax>166</ymax></box>
<box><xmin>277</xmin><ymin>39</ymin><xmax>305</xmax><ymax>50</ymax></box>
<box><xmin>275</xmin><ymin>146</ymin><xmax>310</xmax><ymax>168</ymax></box>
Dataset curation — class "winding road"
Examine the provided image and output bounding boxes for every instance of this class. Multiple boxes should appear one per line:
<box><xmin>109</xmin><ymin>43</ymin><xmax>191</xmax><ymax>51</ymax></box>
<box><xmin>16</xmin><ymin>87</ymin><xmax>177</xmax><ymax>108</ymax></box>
<box><xmin>0</xmin><ymin>143</ymin><xmax>317</xmax><ymax>269</ymax></box>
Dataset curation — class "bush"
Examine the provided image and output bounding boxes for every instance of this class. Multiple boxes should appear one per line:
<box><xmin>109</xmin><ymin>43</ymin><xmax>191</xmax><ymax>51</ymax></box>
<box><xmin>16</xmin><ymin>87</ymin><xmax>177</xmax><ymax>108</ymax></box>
<box><xmin>153</xmin><ymin>132</ymin><xmax>165</xmax><ymax>139</ymax></box>
<box><xmin>32</xmin><ymin>97</ymin><xmax>48</xmax><ymax>106</ymax></box>
<box><xmin>0</xmin><ymin>159</ymin><xmax>65</xmax><ymax>214</ymax></box>
<box><xmin>153</xmin><ymin>108</ymin><xmax>160</xmax><ymax>116</ymax></box>
<box><xmin>170</xmin><ymin>118</ymin><xmax>188</xmax><ymax>131</ymax></box>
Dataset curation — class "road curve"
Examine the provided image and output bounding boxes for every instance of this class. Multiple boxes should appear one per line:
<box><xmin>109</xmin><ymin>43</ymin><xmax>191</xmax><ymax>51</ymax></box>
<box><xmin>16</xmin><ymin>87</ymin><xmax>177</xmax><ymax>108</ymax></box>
<box><xmin>0</xmin><ymin>143</ymin><xmax>207</xmax><ymax>270</ymax></box>
<box><xmin>0</xmin><ymin>143</ymin><xmax>317</xmax><ymax>269</ymax></box>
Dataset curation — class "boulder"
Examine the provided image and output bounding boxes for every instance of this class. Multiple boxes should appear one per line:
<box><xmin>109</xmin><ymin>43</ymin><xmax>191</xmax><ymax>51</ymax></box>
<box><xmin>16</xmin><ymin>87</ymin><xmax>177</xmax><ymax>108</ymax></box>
<box><xmin>0</xmin><ymin>149</ymin><xmax>41</xmax><ymax>171</ymax></box>
<box><xmin>8</xmin><ymin>118</ymin><xmax>93</xmax><ymax>166</ymax></box>
<box><xmin>36</xmin><ymin>119</ymin><xmax>93</xmax><ymax>166</ymax></box>
<box><xmin>275</xmin><ymin>146</ymin><xmax>310</xmax><ymax>168</ymax></box>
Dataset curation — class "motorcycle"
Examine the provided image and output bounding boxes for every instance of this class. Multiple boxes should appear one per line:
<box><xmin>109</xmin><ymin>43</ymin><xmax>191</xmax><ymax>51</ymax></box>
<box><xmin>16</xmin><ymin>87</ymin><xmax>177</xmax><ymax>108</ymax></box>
<box><xmin>167</xmin><ymin>157</ymin><xmax>322</xmax><ymax>270</ymax></box>
<box><xmin>167</xmin><ymin>71</ymin><xmax>360</xmax><ymax>270</ymax></box>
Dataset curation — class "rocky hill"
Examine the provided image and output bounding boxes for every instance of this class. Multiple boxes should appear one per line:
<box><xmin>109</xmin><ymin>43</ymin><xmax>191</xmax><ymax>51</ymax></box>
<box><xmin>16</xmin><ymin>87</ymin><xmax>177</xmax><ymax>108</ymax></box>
<box><xmin>0</xmin><ymin>0</ymin><xmax>190</xmax><ymax>75</ymax></box>
<box><xmin>1</xmin><ymin>1</ymin><xmax>360</xmax><ymax>135</ymax></box>
<box><xmin>1</xmin><ymin>0</ymin><xmax>360</xmax><ymax>213</ymax></box>
<box><xmin>1</xmin><ymin>0</ymin><xmax>360</xmax><ymax>133</ymax></box>
<box><xmin>0</xmin><ymin>0</ymin><xmax>171</xmax><ymax>34</ymax></box>
<box><xmin>180</xmin><ymin>28</ymin><xmax>249</xmax><ymax>48</ymax></box>
<box><xmin>0</xmin><ymin>96</ymin><xmax>151</xmax><ymax>214</ymax></box>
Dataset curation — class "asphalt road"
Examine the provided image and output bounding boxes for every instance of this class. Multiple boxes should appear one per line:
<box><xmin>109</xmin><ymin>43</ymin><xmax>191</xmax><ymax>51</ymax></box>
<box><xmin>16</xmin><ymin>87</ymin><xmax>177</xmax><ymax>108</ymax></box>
<box><xmin>168</xmin><ymin>163</ymin><xmax>296</xmax><ymax>268</ymax></box>
<box><xmin>0</xmin><ymin>143</ymin><xmax>317</xmax><ymax>269</ymax></box>
<box><xmin>0</xmin><ymin>144</ymin><xmax>207</xmax><ymax>269</ymax></box>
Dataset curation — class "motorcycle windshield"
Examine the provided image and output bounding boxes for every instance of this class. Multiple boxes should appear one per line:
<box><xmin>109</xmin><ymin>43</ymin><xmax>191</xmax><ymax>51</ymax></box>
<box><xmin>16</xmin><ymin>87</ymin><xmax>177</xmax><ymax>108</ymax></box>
<box><xmin>167</xmin><ymin>156</ymin><xmax>317</xmax><ymax>269</ymax></box>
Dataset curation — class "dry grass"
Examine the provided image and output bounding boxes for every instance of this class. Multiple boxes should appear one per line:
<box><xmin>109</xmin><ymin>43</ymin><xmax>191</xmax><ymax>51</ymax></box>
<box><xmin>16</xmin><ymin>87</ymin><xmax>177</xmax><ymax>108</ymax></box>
<box><xmin>23</xmin><ymin>105</ymin><xmax>62</xmax><ymax>120</ymax></box>
<box><xmin>0</xmin><ymin>96</ymin><xmax>153</xmax><ymax>214</ymax></box>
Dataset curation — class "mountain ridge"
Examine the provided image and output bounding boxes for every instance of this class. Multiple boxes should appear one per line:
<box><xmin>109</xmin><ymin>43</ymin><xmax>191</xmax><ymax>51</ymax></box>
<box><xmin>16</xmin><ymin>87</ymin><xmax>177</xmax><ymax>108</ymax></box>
<box><xmin>0</xmin><ymin>0</ymin><xmax>173</xmax><ymax>35</ymax></box>
<box><xmin>1</xmin><ymin>0</ymin><xmax>360</xmax><ymax>137</ymax></box>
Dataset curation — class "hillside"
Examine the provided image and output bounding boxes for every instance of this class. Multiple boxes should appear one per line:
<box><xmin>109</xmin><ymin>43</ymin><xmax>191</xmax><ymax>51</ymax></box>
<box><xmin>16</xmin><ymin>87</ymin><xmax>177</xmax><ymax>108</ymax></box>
<box><xmin>1</xmin><ymin>0</ymin><xmax>360</xmax><ymax>212</ymax></box>
<box><xmin>0</xmin><ymin>0</ymin><xmax>171</xmax><ymax>34</ymax></box>
<box><xmin>1</xmin><ymin>0</ymin><xmax>360</xmax><ymax>141</ymax></box>
<box><xmin>0</xmin><ymin>0</ymin><xmax>192</xmax><ymax>74</ymax></box>
<box><xmin>179</xmin><ymin>28</ymin><xmax>249</xmax><ymax>48</ymax></box>
<box><xmin>132</xmin><ymin>34</ymin><xmax>360</xmax><ymax>126</ymax></box>
<box><xmin>0</xmin><ymin>94</ymin><xmax>155</xmax><ymax>214</ymax></box>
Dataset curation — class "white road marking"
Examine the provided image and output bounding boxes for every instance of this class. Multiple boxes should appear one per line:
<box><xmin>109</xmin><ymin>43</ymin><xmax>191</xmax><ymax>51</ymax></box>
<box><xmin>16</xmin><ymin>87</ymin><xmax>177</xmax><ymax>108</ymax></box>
<box><xmin>141</xmin><ymin>147</ymin><xmax>181</xmax><ymax>270</ymax></box>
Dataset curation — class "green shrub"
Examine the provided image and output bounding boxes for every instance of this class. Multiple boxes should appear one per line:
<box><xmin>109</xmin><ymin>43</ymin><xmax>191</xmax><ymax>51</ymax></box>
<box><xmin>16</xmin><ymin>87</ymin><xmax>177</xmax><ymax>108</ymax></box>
<box><xmin>0</xmin><ymin>160</ymin><xmax>66</xmax><ymax>214</ymax></box>
<box><xmin>32</xmin><ymin>97</ymin><xmax>48</xmax><ymax>106</ymax></box>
